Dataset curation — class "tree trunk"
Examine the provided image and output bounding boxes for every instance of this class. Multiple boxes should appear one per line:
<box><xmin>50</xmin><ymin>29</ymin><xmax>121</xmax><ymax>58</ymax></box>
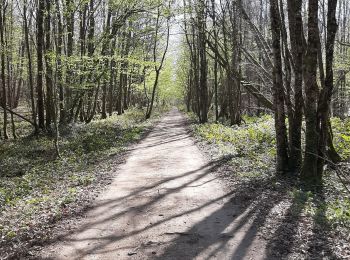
<box><xmin>36</xmin><ymin>0</ymin><xmax>46</xmax><ymax>129</ymax></box>
<box><xmin>211</xmin><ymin>0</ymin><xmax>219</xmax><ymax>122</ymax></box>
<box><xmin>45</xmin><ymin>0</ymin><xmax>54</xmax><ymax>128</ymax></box>
<box><xmin>65</xmin><ymin>0</ymin><xmax>74</xmax><ymax>115</ymax></box>
<box><xmin>197</xmin><ymin>0</ymin><xmax>208</xmax><ymax>123</ymax></box>
<box><xmin>317</xmin><ymin>0</ymin><xmax>339</xmax><ymax>175</ymax></box>
<box><xmin>270</xmin><ymin>0</ymin><xmax>289</xmax><ymax>173</ymax></box>
<box><xmin>0</xmin><ymin>1</ymin><xmax>8</xmax><ymax>138</ymax></box>
<box><xmin>55</xmin><ymin>0</ymin><xmax>65</xmax><ymax>123</ymax></box>
<box><xmin>287</xmin><ymin>0</ymin><xmax>304</xmax><ymax>170</ymax></box>
<box><xmin>301</xmin><ymin>0</ymin><xmax>320</xmax><ymax>180</ymax></box>
<box><xmin>146</xmin><ymin>6</ymin><xmax>170</xmax><ymax>119</ymax></box>
<box><xmin>23</xmin><ymin>0</ymin><xmax>38</xmax><ymax>132</ymax></box>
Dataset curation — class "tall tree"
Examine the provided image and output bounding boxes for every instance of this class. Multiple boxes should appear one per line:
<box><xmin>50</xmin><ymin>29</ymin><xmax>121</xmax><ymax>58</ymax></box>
<box><xmin>302</xmin><ymin>0</ymin><xmax>320</xmax><ymax>180</ymax></box>
<box><xmin>317</xmin><ymin>0</ymin><xmax>339</xmax><ymax>175</ymax></box>
<box><xmin>23</xmin><ymin>0</ymin><xmax>37</xmax><ymax>132</ymax></box>
<box><xmin>36</xmin><ymin>0</ymin><xmax>46</xmax><ymax>129</ymax></box>
<box><xmin>197</xmin><ymin>0</ymin><xmax>208</xmax><ymax>123</ymax></box>
<box><xmin>0</xmin><ymin>0</ymin><xmax>8</xmax><ymax>139</ymax></box>
<box><xmin>286</xmin><ymin>0</ymin><xmax>304</xmax><ymax>170</ymax></box>
<box><xmin>45</xmin><ymin>0</ymin><xmax>54</xmax><ymax>128</ymax></box>
<box><xmin>270</xmin><ymin>0</ymin><xmax>289</xmax><ymax>173</ymax></box>
<box><xmin>146</xmin><ymin>4</ymin><xmax>170</xmax><ymax>119</ymax></box>
<box><xmin>55</xmin><ymin>0</ymin><xmax>65</xmax><ymax>123</ymax></box>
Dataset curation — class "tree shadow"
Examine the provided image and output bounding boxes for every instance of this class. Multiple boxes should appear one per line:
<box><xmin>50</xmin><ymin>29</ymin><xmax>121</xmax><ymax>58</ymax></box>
<box><xmin>264</xmin><ymin>182</ymin><xmax>338</xmax><ymax>259</ymax></box>
<box><xmin>307</xmin><ymin>184</ymin><xmax>338</xmax><ymax>259</ymax></box>
<box><xmin>264</xmin><ymin>183</ymin><xmax>309</xmax><ymax>259</ymax></box>
<box><xmin>155</xmin><ymin>176</ymin><xmax>288</xmax><ymax>260</ymax></box>
<box><xmin>36</xmin><ymin>156</ymin><xmax>236</xmax><ymax>258</ymax></box>
<box><xmin>38</xmin><ymin>161</ymin><xmax>293</xmax><ymax>260</ymax></box>
<box><xmin>32</xmin><ymin>156</ymin><xmax>341</xmax><ymax>259</ymax></box>
<box><xmin>23</xmin><ymin>108</ymin><xmax>341</xmax><ymax>259</ymax></box>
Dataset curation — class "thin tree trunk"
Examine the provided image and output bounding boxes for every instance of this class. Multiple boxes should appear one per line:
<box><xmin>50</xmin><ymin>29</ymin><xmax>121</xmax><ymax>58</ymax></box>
<box><xmin>197</xmin><ymin>0</ymin><xmax>208</xmax><ymax>123</ymax></box>
<box><xmin>45</xmin><ymin>0</ymin><xmax>54</xmax><ymax>128</ymax></box>
<box><xmin>317</xmin><ymin>0</ymin><xmax>339</xmax><ymax>175</ymax></box>
<box><xmin>0</xmin><ymin>1</ymin><xmax>8</xmax><ymax>139</ymax></box>
<box><xmin>36</xmin><ymin>0</ymin><xmax>46</xmax><ymax>129</ymax></box>
<box><xmin>55</xmin><ymin>0</ymin><xmax>65</xmax><ymax>123</ymax></box>
<box><xmin>146</xmin><ymin>6</ymin><xmax>170</xmax><ymax>119</ymax></box>
<box><xmin>211</xmin><ymin>0</ymin><xmax>219</xmax><ymax>122</ymax></box>
<box><xmin>23</xmin><ymin>0</ymin><xmax>37</xmax><ymax>132</ymax></box>
<box><xmin>65</xmin><ymin>0</ymin><xmax>74</xmax><ymax>116</ymax></box>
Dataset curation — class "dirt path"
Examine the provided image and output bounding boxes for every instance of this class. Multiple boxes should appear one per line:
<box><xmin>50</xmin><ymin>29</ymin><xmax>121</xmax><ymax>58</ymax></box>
<box><xmin>40</xmin><ymin>109</ymin><xmax>267</xmax><ymax>260</ymax></box>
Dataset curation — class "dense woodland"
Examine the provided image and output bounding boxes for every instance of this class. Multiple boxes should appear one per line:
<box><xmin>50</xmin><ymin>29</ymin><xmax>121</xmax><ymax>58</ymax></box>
<box><xmin>179</xmin><ymin>0</ymin><xmax>350</xmax><ymax>181</ymax></box>
<box><xmin>0</xmin><ymin>0</ymin><xmax>350</xmax><ymax>258</ymax></box>
<box><xmin>0</xmin><ymin>0</ymin><xmax>349</xmax><ymax>177</ymax></box>
<box><xmin>0</xmin><ymin>0</ymin><xmax>175</xmax><ymax>135</ymax></box>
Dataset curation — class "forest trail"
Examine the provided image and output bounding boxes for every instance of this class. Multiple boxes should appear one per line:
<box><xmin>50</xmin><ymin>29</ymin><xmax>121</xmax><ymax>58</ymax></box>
<box><xmin>40</xmin><ymin>109</ymin><xmax>267</xmax><ymax>260</ymax></box>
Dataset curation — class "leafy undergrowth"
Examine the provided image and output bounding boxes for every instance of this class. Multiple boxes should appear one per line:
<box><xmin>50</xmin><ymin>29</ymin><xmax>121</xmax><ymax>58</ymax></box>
<box><xmin>189</xmin><ymin>112</ymin><xmax>350</xmax><ymax>259</ymax></box>
<box><xmin>0</xmin><ymin>107</ymin><xmax>165</xmax><ymax>259</ymax></box>
<box><xmin>332</xmin><ymin>117</ymin><xmax>350</xmax><ymax>160</ymax></box>
<box><xmin>193</xmin><ymin>114</ymin><xmax>276</xmax><ymax>180</ymax></box>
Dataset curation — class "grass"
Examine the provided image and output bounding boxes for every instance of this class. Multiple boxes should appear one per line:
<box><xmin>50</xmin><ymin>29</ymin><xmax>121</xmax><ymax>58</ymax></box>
<box><xmin>331</xmin><ymin>117</ymin><xmax>350</xmax><ymax>160</ymax></box>
<box><xmin>0</xmin><ymin>109</ymin><xmax>147</xmax><ymax>205</ymax></box>
<box><xmin>0</xmin><ymin>107</ymin><xmax>166</xmax><ymax>255</ymax></box>
<box><xmin>189</xmin><ymin>112</ymin><xmax>350</xmax><ymax>257</ymax></box>
<box><xmin>191</xmin><ymin>114</ymin><xmax>276</xmax><ymax>180</ymax></box>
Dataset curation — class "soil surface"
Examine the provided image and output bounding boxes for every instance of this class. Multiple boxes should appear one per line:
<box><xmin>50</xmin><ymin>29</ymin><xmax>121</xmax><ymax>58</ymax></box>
<box><xmin>39</xmin><ymin>109</ymin><xmax>267</xmax><ymax>260</ymax></box>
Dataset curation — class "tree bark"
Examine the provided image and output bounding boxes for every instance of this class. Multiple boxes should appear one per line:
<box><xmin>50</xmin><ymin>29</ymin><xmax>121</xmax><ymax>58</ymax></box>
<box><xmin>23</xmin><ymin>0</ymin><xmax>37</xmax><ymax>132</ymax></box>
<box><xmin>317</xmin><ymin>0</ymin><xmax>339</xmax><ymax>175</ymax></box>
<box><xmin>301</xmin><ymin>0</ymin><xmax>320</xmax><ymax>180</ymax></box>
<box><xmin>0</xmin><ymin>1</ymin><xmax>8</xmax><ymax>138</ymax></box>
<box><xmin>45</xmin><ymin>0</ymin><xmax>54</xmax><ymax>128</ymax></box>
<box><xmin>146</xmin><ymin>5</ymin><xmax>170</xmax><ymax>119</ymax></box>
<box><xmin>287</xmin><ymin>0</ymin><xmax>304</xmax><ymax>170</ymax></box>
<box><xmin>36</xmin><ymin>0</ymin><xmax>46</xmax><ymax>129</ymax></box>
<box><xmin>197</xmin><ymin>0</ymin><xmax>208</xmax><ymax>123</ymax></box>
<box><xmin>270</xmin><ymin>0</ymin><xmax>289</xmax><ymax>173</ymax></box>
<box><xmin>55</xmin><ymin>0</ymin><xmax>65</xmax><ymax>123</ymax></box>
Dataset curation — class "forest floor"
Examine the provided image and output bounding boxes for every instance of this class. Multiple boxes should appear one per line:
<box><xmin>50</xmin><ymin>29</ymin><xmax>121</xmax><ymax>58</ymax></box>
<box><xmin>35</xmin><ymin>108</ymin><xmax>267</xmax><ymax>260</ymax></box>
<box><xmin>0</xmin><ymin>108</ymin><xmax>164</xmax><ymax>259</ymax></box>
<box><xmin>1</xmin><ymin>108</ymin><xmax>349</xmax><ymax>259</ymax></box>
<box><xmin>188</xmin><ymin>111</ymin><xmax>350</xmax><ymax>259</ymax></box>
